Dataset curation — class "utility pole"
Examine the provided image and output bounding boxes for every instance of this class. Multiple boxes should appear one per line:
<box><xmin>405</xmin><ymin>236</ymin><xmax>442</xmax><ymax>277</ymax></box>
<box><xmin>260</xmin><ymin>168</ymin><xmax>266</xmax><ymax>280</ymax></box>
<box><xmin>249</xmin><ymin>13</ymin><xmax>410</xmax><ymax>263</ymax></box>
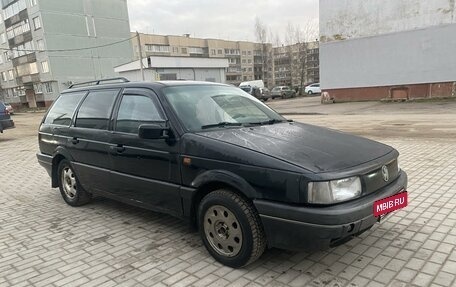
<box><xmin>136</xmin><ymin>31</ymin><xmax>145</xmax><ymax>81</ymax></box>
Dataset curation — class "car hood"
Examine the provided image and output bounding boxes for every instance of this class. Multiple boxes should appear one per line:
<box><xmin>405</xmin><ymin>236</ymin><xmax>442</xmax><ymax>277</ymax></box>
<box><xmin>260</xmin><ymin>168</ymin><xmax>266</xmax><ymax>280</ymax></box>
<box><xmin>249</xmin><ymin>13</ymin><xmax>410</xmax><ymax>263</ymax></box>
<box><xmin>196</xmin><ymin>122</ymin><xmax>394</xmax><ymax>173</ymax></box>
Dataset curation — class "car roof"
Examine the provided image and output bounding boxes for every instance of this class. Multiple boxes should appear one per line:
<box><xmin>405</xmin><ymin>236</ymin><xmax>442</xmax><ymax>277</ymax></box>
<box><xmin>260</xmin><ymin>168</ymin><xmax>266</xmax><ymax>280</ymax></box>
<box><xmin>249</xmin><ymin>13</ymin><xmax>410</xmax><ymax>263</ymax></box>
<box><xmin>62</xmin><ymin>80</ymin><xmax>230</xmax><ymax>94</ymax></box>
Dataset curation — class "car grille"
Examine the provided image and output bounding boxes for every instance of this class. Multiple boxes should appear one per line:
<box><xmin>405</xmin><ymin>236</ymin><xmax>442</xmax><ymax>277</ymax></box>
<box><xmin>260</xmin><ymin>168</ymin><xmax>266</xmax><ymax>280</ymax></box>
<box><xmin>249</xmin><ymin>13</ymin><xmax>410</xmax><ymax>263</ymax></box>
<box><xmin>362</xmin><ymin>159</ymin><xmax>399</xmax><ymax>194</ymax></box>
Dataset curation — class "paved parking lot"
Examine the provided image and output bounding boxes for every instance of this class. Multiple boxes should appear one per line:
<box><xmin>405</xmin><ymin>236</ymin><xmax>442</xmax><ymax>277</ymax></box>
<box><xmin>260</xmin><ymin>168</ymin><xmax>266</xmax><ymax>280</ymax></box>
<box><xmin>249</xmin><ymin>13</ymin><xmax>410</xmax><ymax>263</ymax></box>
<box><xmin>1</xmin><ymin>100</ymin><xmax>455</xmax><ymax>287</ymax></box>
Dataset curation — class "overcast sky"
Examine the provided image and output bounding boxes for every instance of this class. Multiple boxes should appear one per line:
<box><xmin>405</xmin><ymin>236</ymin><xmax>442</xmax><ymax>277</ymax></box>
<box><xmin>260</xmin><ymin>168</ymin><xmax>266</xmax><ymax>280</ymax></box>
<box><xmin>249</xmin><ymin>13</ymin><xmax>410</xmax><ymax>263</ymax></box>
<box><xmin>127</xmin><ymin>0</ymin><xmax>319</xmax><ymax>43</ymax></box>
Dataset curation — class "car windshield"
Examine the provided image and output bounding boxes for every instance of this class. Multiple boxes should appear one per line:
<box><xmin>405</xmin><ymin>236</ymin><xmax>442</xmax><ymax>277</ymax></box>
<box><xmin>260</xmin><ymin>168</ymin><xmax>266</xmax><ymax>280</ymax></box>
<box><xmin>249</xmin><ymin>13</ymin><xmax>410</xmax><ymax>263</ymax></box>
<box><xmin>163</xmin><ymin>85</ymin><xmax>285</xmax><ymax>131</ymax></box>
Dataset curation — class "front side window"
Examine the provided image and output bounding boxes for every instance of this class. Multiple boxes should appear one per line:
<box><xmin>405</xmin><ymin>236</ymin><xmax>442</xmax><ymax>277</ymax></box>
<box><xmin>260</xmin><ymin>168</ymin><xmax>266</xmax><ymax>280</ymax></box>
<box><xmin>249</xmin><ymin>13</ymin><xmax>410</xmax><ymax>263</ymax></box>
<box><xmin>75</xmin><ymin>89</ymin><xmax>118</xmax><ymax>130</ymax></box>
<box><xmin>115</xmin><ymin>94</ymin><xmax>163</xmax><ymax>134</ymax></box>
<box><xmin>163</xmin><ymin>85</ymin><xmax>285</xmax><ymax>132</ymax></box>
<box><xmin>44</xmin><ymin>92</ymin><xmax>86</xmax><ymax>126</ymax></box>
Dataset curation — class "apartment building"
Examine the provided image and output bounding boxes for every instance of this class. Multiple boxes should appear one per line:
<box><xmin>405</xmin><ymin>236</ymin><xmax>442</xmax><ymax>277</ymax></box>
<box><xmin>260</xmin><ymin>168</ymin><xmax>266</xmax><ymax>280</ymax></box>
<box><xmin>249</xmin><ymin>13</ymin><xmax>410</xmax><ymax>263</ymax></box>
<box><xmin>273</xmin><ymin>41</ymin><xmax>320</xmax><ymax>90</ymax></box>
<box><xmin>132</xmin><ymin>33</ymin><xmax>274</xmax><ymax>88</ymax></box>
<box><xmin>0</xmin><ymin>0</ymin><xmax>133</xmax><ymax>108</ymax></box>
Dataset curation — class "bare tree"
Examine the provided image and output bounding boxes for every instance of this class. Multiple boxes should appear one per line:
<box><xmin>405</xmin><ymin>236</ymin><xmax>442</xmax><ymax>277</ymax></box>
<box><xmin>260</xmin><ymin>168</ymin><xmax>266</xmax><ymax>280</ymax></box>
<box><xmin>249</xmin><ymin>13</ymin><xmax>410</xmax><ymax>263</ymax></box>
<box><xmin>254</xmin><ymin>17</ymin><xmax>268</xmax><ymax>85</ymax></box>
<box><xmin>292</xmin><ymin>20</ymin><xmax>319</xmax><ymax>94</ymax></box>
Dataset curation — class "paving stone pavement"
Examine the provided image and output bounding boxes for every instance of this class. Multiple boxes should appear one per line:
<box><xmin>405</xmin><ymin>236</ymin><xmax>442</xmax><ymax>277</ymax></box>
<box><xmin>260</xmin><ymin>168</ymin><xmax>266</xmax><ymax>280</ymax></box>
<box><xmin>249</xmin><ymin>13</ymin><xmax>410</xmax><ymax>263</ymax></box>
<box><xmin>0</xmin><ymin>130</ymin><xmax>455</xmax><ymax>286</ymax></box>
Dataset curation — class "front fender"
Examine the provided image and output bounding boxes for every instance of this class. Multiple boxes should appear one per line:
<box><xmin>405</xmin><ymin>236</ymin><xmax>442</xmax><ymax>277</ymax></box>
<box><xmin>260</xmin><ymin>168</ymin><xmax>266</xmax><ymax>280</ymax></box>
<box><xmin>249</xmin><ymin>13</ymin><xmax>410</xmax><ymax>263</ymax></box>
<box><xmin>191</xmin><ymin>169</ymin><xmax>258</xmax><ymax>199</ymax></box>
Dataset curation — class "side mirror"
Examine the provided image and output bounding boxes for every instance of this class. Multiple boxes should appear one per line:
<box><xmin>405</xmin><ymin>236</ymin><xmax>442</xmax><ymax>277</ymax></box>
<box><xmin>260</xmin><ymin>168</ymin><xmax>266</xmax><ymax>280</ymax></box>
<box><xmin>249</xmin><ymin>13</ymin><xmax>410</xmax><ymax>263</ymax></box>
<box><xmin>138</xmin><ymin>123</ymin><xmax>171</xmax><ymax>140</ymax></box>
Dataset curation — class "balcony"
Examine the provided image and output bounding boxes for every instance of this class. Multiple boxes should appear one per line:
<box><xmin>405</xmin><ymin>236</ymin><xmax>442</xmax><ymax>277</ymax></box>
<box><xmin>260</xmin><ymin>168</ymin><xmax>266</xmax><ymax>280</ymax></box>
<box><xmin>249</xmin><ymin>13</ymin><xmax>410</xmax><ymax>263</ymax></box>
<box><xmin>4</xmin><ymin>9</ymin><xmax>28</xmax><ymax>28</ymax></box>
<box><xmin>16</xmin><ymin>74</ymin><xmax>40</xmax><ymax>85</ymax></box>
<box><xmin>8</xmin><ymin>31</ymin><xmax>33</xmax><ymax>48</ymax></box>
<box><xmin>12</xmin><ymin>52</ymin><xmax>36</xmax><ymax>66</ymax></box>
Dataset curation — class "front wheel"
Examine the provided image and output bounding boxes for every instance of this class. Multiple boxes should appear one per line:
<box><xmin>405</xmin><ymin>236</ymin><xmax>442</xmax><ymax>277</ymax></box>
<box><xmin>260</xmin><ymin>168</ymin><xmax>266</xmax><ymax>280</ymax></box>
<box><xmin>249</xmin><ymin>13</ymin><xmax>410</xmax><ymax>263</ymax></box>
<box><xmin>198</xmin><ymin>189</ymin><xmax>266</xmax><ymax>268</ymax></box>
<box><xmin>58</xmin><ymin>160</ymin><xmax>91</xmax><ymax>206</ymax></box>
<box><xmin>307</xmin><ymin>90</ymin><xmax>313</xmax><ymax>95</ymax></box>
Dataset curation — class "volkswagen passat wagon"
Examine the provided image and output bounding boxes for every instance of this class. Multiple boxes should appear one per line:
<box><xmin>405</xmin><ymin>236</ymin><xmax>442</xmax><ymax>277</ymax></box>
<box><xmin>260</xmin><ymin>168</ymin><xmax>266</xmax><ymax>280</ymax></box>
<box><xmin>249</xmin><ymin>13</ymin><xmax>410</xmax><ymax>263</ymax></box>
<box><xmin>37</xmin><ymin>78</ymin><xmax>408</xmax><ymax>268</ymax></box>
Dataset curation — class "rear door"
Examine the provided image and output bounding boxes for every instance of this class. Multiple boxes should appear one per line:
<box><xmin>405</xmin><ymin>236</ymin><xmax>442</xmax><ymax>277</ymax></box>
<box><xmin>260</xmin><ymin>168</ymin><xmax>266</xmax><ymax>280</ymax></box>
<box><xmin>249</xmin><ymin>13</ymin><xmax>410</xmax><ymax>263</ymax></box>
<box><xmin>108</xmin><ymin>88</ymin><xmax>181</xmax><ymax>216</ymax></box>
<box><xmin>68</xmin><ymin>89</ymin><xmax>120</xmax><ymax>194</ymax></box>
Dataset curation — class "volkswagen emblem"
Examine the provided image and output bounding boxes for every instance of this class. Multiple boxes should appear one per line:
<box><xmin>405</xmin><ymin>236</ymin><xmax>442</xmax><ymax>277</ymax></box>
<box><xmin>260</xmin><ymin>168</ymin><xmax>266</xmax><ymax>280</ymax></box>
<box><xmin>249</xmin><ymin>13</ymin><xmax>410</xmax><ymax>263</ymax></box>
<box><xmin>381</xmin><ymin>165</ymin><xmax>389</xmax><ymax>182</ymax></box>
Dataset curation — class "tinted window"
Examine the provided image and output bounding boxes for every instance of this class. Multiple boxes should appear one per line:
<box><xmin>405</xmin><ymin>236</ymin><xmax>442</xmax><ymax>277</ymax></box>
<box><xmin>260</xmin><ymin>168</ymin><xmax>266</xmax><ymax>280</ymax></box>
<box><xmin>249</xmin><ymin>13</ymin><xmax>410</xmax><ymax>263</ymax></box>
<box><xmin>75</xmin><ymin>89</ymin><xmax>118</xmax><ymax>130</ymax></box>
<box><xmin>115</xmin><ymin>94</ymin><xmax>163</xmax><ymax>134</ymax></box>
<box><xmin>44</xmin><ymin>92</ymin><xmax>86</xmax><ymax>126</ymax></box>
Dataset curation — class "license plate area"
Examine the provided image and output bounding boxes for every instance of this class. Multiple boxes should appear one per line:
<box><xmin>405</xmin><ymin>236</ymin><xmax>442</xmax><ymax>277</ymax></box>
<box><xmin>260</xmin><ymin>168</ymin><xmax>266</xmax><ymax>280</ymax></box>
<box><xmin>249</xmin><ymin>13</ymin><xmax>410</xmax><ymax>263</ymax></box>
<box><xmin>373</xmin><ymin>191</ymin><xmax>407</xmax><ymax>217</ymax></box>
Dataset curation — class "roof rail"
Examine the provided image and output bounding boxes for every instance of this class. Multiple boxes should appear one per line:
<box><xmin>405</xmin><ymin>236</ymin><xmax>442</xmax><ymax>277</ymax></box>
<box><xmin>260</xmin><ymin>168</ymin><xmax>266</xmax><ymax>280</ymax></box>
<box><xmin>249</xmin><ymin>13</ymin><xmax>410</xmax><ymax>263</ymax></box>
<box><xmin>68</xmin><ymin>77</ymin><xmax>130</xmax><ymax>89</ymax></box>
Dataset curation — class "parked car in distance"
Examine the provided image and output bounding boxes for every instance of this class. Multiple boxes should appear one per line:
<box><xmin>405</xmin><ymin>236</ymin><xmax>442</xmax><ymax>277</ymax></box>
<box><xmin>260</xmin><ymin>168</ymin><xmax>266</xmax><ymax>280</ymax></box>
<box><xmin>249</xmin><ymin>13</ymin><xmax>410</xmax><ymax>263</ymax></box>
<box><xmin>239</xmin><ymin>85</ymin><xmax>264</xmax><ymax>101</ymax></box>
<box><xmin>305</xmin><ymin>83</ymin><xmax>321</xmax><ymax>95</ymax></box>
<box><xmin>37</xmin><ymin>78</ymin><xmax>408</xmax><ymax>268</ymax></box>
<box><xmin>271</xmin><ymin>86</ymin><xmax>296</xmax><ymax>99</ymax></box>
<box><xmin>259</xmin><ymin>87</ymin><xmax>271</xmax><ymax>100</ymax></box>
<box><xmin>0</xmin><ymin>102</ymin><xmax>15</xmax><ymax>133</ymax></box>
<box><xmin>3</xmin><ymin>103</ymin><xmax>14</xmax><ymax>114</ymax></box>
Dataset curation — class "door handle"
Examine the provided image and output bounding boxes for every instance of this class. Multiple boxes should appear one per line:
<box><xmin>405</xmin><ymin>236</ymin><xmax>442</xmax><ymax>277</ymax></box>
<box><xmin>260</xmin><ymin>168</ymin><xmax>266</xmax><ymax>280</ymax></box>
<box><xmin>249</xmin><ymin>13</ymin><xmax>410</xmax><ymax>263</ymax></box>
<box><xmin>110</xmin><ymin>145</ymin><xmax>125</xmax><ymax>153</ymax></box>
<box><xmin>71</xmin><ymin>137</ymin><xmax>79</xmax><ymax>145</ymax></box>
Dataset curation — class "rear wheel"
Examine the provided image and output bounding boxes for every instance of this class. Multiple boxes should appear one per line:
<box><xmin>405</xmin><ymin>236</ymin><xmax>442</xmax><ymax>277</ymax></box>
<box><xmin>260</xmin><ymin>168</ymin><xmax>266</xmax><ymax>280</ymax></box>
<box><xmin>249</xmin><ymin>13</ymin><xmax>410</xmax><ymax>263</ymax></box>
<box><xmin>198</xmin><ymin>189</ymin><xmax>266</xmax><ymax>268</ymax></box>
<box><xmin>58</xmin><ymin>160</ymin><xmax>91</xmax><ymax>206</ymax></box>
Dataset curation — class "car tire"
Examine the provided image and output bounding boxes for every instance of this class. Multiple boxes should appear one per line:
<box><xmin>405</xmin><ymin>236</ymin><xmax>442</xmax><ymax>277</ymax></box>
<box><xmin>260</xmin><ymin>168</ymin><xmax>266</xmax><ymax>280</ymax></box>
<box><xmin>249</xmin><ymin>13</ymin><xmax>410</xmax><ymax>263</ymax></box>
<box><xmin>281</xmin><ymin>93</ymin><xmax>285</xmax><ymax>99</ymax></box>
<box><xmin>308</xmin><ymin>90</ymin><xmax>313</xmax><ymax>95</ymax></box>
<box><xmin>198</xmin><ymin>189</ymin><xmax>266</xmax><ymax>268</ymax></box>
<box><xmin>57</xmin><ymin>159</ymin><xmax>91</xmax><ymax>206</ymax></box>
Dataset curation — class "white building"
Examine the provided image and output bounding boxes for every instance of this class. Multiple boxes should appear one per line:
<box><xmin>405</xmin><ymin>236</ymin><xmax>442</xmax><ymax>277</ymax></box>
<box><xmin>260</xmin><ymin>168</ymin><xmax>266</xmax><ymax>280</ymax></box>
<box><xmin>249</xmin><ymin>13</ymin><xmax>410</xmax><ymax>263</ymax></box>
<box><xmin>320</xmin><ymin>0</ymin><xmax>456</xmax><ymax>101</ymax></box>
<box><xmin>114</xmin><ymin>56</ymin><xmax>229</xmax><ymax>83</ymax></box>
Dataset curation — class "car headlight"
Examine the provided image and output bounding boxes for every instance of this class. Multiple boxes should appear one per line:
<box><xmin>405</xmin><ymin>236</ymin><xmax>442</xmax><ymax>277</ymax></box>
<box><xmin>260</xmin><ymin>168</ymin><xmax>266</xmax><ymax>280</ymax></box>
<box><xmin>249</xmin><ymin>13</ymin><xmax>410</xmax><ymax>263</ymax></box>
<box><xmin>308</xmin><ymin>176</ymin><xmax>362</xmax><ymax>204</ymax></box>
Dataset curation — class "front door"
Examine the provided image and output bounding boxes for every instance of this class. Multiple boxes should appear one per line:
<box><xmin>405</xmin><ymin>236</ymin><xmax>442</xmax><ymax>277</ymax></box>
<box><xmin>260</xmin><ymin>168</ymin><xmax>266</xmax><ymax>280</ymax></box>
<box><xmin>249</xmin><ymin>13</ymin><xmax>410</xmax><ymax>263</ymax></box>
<box><xmin>108</xmin><ymin>88</ymin><xmax>181</xmax><ymax>216</ymax></box>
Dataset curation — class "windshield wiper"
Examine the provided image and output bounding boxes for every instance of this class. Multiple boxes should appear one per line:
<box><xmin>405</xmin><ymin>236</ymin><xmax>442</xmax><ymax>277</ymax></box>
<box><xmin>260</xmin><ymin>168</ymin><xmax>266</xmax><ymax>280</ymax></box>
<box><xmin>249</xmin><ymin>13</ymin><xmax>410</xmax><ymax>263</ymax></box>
<box><xmin>201</xmin><ymin>122</ymin><xmax>243</xmax><ymax>129</ymax></box>
<box><xmin>248</xmin><ymin>119</ymin><xmax>285</xmax><ymax>126</ymax></box>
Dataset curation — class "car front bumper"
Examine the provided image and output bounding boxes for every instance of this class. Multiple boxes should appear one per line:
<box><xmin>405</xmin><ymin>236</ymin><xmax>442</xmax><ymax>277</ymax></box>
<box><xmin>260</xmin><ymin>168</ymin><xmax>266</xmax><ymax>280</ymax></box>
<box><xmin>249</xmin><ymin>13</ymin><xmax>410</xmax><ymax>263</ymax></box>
<box><xmin>254</xmin><ymin>170</ymin><xmax>408</xmax><ymax>250</ymax></box>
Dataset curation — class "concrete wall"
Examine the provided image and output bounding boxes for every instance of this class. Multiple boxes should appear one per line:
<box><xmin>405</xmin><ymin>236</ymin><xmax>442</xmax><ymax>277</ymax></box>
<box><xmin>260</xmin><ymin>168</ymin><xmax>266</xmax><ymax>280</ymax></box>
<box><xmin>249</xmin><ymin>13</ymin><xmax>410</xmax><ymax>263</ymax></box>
<box><xmin>320</xmin><ymin>23</ymin><xmax>456</xmax><ymax>90</ymax></box>
<box><xmin>120</xmin><ymin>68</ymin><xmax>226</xmax><ymax>83</ymax></box>
<box><xmin>320</xmin><ymin>0</ymin><xmax>456</xmax><ymax>42</ymax></box>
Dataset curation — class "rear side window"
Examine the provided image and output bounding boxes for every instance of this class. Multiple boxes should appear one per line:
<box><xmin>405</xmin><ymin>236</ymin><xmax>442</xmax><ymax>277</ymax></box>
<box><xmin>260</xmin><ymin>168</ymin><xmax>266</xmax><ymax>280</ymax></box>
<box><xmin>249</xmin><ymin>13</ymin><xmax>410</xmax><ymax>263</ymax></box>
<box><xmin>75</xmin><ymin>89</ymin><xmax>119</xmax><ymax>130</ymax></box>
<box><xmin>115</xmin><ymin>94</ymin><xmax>163</xmax><ymax>134</ymax></box>
<box><xmin>44</xmin><ymin>92</ymin><xmax>86</xmax><ymax>126</ymax></box>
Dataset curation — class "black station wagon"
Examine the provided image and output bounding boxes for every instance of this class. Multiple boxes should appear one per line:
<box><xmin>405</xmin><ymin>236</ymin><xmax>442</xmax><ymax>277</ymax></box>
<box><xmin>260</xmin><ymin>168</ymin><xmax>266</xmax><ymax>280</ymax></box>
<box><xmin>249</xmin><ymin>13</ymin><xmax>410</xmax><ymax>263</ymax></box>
<box><xmin>37</xmin><ymin>78</ymin><xmax>408</xmax><ymax>267</ymax></box>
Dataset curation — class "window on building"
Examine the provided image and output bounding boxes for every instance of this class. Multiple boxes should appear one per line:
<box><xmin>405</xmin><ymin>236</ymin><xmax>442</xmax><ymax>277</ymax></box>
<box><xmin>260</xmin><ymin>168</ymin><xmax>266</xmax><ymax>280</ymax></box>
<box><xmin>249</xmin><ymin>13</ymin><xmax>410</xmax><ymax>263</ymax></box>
<box><xmin>248</xmin><ymin>59</ymin><xmax>252</xmax><ymax>64</ymax></box>
<box><xmin>30</xmin><ymin>0</ymin><xmax>38</xmax><ymax>7</ymax></box>
<box><xmin>1</xmin><ymin>72</ymin><xmax>7</xmax><ymax>82</ymax></box>
<box><xmin>188</xmin><ymin>47</ymin><xmax>203</xmax><ymax>54</ymax></box>
<box><xmin>36</xmin><ymin>39</ymin><xmax>44</xmax><ymax>51</ymax></box>
<box><xmin>75</xmin><ymin>89</ymin><xmax>119</xmax><ymax>129</ymax></box>
<box><xmin>8</xmin><ymin>70</ymin><xmax>14</xmax><ymax>80</ymax></box>
<box><xmin>172</xmin><ymin>47</ymin><xmax>178</xmax><ymax>53</ymax></box>
<box><xmin>181</xmin><ymin>47</ymin><xmax>187</xmax><ymax>54</ymax></box>
<box><xmin>248</xmin><ymin>67</ymin><xmax>252</xmax><ymax>72</ymax></box>
<box><xmin>145</xmin><ymin>44</ymin><xmax>170</xmax><ymax>53</ymax></box>
<box><xmin>210</xmin><ymin>49</ymin><xmax>216</xmax><ymax>55</ymax></box>
<box><xmin>41</xmin><ymin>60</ymin><xmax>49</xmax><ymax>73</ymax></box>
<box><xmin>248</xmin><ymin>51</ymin><xmax>252</xmax><ymax>55</ymax></box>
<box><xmin>218</xmin><ymin>49</ymin><xmax>222</xmax><ymax>55</ymax></box>
<box><xmin>44</xmin><ymin>82</ymin><xmax>53</xmax><ymax>93</ymax></box>
<box><xmin>242</xmin><ymin>51</ymin><xmax>246</xmax><ymax>56</ymax></box>
<box><xmin>0</xmin><ymin>33</ymin><xmax>5</xmax><ymax>44</ymax></box>
<box><xmin>33</xmin><ymin>82</ymin><xmax>42</xmax><ymax>94</ymax></box>
<box><xmin>29</xmin><ymin>62</ymin><xmax>39</xmax><ymax>75</ymax></box>
<box><xmin>0</xmin><ymin>54</ymin><xmax>3</xmax><ymax>65</ymax></box>
<box><xmin>115</xmin><ymin>94</ymin><xmax>163</xmax><ymax>134</ymax></box>
<box><xmin>4</xmin><ymin>51</ymin><xmax>10</xmax><ymax>62</ymax></box>
<box><xmin>33</xmin><ymin>16</ymin><xmax>41</xmax><ymax>30</ymax></box>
